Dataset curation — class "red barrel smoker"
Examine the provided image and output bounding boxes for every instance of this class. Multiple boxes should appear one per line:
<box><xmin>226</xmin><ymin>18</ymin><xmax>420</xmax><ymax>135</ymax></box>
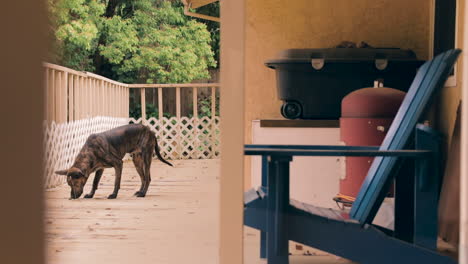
<box><xmin>335</xmin><ymin>81</ymin><xmax>406</xmax><ymax>208</ymax></box>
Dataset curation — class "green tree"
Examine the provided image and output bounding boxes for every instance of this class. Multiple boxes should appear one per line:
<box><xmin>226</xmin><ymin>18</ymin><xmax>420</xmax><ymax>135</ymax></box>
<box><xmin>48</xmin><ymin>0</ymin><xmax>105</xmax><ymax>71</ymax></box>
<box><xmin>192</xmin><ymin>1</ymin><xmax>219</xmax><ymax>66</ymax></box>
<box><xmin>48</xmin><ymin>0</ymin><xmax>216</xmax><ymax>83</ymax></box>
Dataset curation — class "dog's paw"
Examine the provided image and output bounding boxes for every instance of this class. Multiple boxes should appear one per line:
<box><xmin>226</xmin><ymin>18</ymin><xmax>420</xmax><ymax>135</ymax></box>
<box><xmin>107</xmin><ymin>193</ymin><xmax>117</xmax><ymax>199</ymax></box>
<box><xmin>84</xmin><ymin>194</ymin><xmax>94</xmax><ymax>199</ymax></box>
<box><xmin>134</xmin><ymin>191</ymin><xmax>146</xmax><ymax>198</ymax></box>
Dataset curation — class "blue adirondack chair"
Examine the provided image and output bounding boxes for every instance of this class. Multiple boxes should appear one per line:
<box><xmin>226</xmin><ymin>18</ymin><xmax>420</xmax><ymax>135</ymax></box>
<box><xmin>244</xmin><ymin>49</ymin><xmax>461</xmax><ymax>264</ymax></box>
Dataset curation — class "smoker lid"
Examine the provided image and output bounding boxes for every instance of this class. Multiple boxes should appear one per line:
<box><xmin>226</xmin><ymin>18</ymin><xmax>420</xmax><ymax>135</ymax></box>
<box><xmin>265</xmin><ymin>48</ymin><xmax>420</xmax><ymax>65</ymax></box>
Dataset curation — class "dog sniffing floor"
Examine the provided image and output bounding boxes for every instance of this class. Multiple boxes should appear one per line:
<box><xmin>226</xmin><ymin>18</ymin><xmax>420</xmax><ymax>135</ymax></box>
<box><xmin>45</xmin><ymin>159</ymin><xmax>352</xmax><ymax>264</ymax></box>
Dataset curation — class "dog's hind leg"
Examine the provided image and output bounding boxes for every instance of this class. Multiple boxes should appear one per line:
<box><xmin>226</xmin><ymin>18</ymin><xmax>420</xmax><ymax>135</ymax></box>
<box><xmin>108</xmin><ymin>161</ymin><xmax>123</xmax><ymax>199</ymax></box>
<box><xmin>84</xmin><ymin>169</ymin><xmax>104</xmax><ymax>198</ymax></box>
<box><xmin>141</xmin><ymin>150</ymin><xmax>153</xmax><ymax>196</ymax></box>
<box><xmin>132</xmin><ymin>153</ymin><xmax>146</xmax><ymax>197</ymax></box>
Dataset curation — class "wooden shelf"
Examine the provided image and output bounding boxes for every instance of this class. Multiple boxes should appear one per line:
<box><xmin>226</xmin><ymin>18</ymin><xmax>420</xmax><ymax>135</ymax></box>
<box><xmin>258</xmin><ymin>119</ymin><xmax>339</xmax><ymax>128</ymax></box>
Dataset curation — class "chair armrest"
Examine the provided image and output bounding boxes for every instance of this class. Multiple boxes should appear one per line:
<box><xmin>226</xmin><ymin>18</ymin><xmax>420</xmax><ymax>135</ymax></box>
<box><xmin>244</xmin><ymin>147</ymin><xmax>430</xmax><ymax>158</ymax></box>
<box><xmin>244</xmin><ymin>144</ymin><xmax>379</xmax><ymax>151</ymax></box>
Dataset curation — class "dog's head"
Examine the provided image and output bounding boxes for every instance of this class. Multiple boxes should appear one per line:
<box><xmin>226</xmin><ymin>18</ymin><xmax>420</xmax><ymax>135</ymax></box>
<box><xmin>55</xmin><ymin>167</ymin><xmax>88</xmax><ymax>199</ymax></box>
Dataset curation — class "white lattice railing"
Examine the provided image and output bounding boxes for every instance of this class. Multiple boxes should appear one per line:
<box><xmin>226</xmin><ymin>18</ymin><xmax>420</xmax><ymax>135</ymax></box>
<box><xmin>130</xmin><ymin>116</ymin><xmax>220</xmax><ymax>160</ymax></box>
<box><xmin>43</xmin><ymin>115</ymin><xmax>220</xmax><ymax>188</ymax></box>
<box><xmin>129</xmin><ymin>83</ymin><xmax>220</xmax><ymax>159</ymax></box>
<box><xmin>43</xmin><ymin>116</ymin><xmax>129</xmax><ymax>189</ymax></box>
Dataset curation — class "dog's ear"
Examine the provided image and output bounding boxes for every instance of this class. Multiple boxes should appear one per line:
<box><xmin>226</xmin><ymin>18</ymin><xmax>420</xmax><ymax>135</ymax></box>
<box><xmin>55</xmin><ymin>169</ymin><xmax>68</xmax><ymax>175</ymax></box>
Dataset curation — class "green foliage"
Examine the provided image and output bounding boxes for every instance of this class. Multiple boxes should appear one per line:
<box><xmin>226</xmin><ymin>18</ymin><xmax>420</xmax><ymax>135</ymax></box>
<box><xmin>129</xmin><ymin>103</ymin><xmax>172</xmax><ymax>120</ymax></box>
<box><xmin>99</xmin><ymin>16</ymin><xmax>138</xmax><ymax>64</ymax></box>
<box><xmin>48</xmin><ymin>0</ymin><xmax>105</xmax><ymax>70</ymax></box>
<box><xmin>196</xmin><ymin>94</ymin><xmax>219</xmax><ymax>117</ymax></box>
<box><xmin>48</xmin><ymin>0</ymin><xmax>217</xmax><ymax>83</ymax></box>
<box><xmin>193</xmin><ymin>2</ymin><xmax>220</xmax><ymax>66</ymax></box>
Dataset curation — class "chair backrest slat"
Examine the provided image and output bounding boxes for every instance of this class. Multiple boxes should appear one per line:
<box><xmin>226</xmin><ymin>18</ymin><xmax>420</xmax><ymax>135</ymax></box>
<box><xmin>350</xmin><ymin>49</ymin><xmax>461</xmax><ymax>224</ymax></box>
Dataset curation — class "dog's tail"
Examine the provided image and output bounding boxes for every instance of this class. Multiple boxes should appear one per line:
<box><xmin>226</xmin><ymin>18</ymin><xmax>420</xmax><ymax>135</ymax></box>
<box><xmin>154</xmin><ymin>138</ymin><xmax>173</xmax><ymax>167</ymax></box>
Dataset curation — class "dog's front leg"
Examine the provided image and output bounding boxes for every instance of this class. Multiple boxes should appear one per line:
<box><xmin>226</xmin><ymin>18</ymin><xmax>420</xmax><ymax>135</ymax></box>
<box><xmin>84</xmin><ymin>169</ymin><xmax>104</xmax><ymax>198</ymax></box>
<box><xmin>108</xmin><ymin>162</ymin><xmax>123</xmax><ymax>199</ymax></box>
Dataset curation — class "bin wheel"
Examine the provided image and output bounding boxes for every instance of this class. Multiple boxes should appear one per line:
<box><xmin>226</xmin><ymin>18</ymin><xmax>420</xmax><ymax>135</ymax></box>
<box><xmin>281</xmin><ymin>101</ymin><xmax>302</xmax><ymax>119</ymax></box>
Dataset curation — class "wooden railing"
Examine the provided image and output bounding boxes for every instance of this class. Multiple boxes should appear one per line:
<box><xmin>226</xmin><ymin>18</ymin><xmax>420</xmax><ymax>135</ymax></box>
<box><xmin>129</xmin><ymin>83</ymin><xmax>220</xmax><ymax>160</ymax></box>
<box><xmin>128</xmin><ymin>83</ymin><xmax>219</xmax><ymax>121</ymax></box>
<box><xmin>43</xmin><ymin>63</ymin><xmax>129</xmax><ymax>123</ymax></box>
<box><xmin>43</xmin><ymin>63</ymin><xmax>219</xmax><ymax>124</ymax></box>
<box><xmin>42</xmin><ymin>63</ymin><xmax>221</xmax><ymax>165</ymax></box>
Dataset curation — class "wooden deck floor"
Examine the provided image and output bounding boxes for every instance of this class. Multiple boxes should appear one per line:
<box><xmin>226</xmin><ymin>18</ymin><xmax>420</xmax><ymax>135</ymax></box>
<box><xmin>45</xmin><ymin>159</ymin><xmax>350</xmax><ymax>264</ymax></box>
<box><xmin>46</xmin><ymin>159</ymin><xmax>219</xmax><ymax>264</ymax></box>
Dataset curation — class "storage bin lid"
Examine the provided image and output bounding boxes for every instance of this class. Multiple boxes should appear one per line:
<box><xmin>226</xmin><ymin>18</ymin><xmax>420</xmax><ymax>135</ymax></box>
<box><xmin>265</xmin><ymin>48</ymin><xmax>421</xmax><ymax>70</ymax></box>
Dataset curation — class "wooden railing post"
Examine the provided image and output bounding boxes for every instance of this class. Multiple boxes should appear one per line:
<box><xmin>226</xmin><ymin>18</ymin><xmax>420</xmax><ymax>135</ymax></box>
<box><xmin>55</xmin><ymin>71</ymin><xmax>61</xmax><ymax>122</ymax></box>
<box><xmin>107</xmin><ymin>82</ymin><xmax>110</xmax><ymax>117</ymax></box>
<box><xmin>64</xmin><ymin>72</ymin><xmax>68</xmax><ymax>122</ymax></box>
<box><xmin>158</xmin><ymin>88</ymin><xmax>163</xmax><ymax>120</ymax></box>
<box><xmin>176</xmin><ymin>87</ymin><xmax>181</xmax><ymax>119</ymax></box>
<box><xmin>176</xmin><ymin>87</ymin><xmax>181</xmax><ymax>158</ymax></box>
<box><xmin>122</xmin><ymin>86</ymin><xmax>125</xmax><ymax>118</ymax></box>
<box><xmin>76</xmin><ymin>76</ymin><xmax>80</xmax><ymax>120</ymax></box>
<box><xmin>79</xmin><ymin>76</ymin><xmax>84</xmax><ymax>120</ymax></box>
<box><xmin>50</xmin><ymin>70</ymin><xmax>56</xmax><ymax>122</ymax></box>
<box><xmin>84</xmin><ymin>76</ymin><xmax>89</xmax><ymax>118</ymax></box>
<box><xmin>107</xmin><ymin>83</ymin><xmax>110</xmax><ymax>117</ymax></box>
<box><xmin>68</xmin><ymin>73</ymin><xmax>74</xmax><ymax>121</ymax></box>
<box><xmin>126</xmin><ymin>87</ymin><xmax>130</xmax><ymax>118</ymax></box>
<box><xmin>211</xmin><ymin>86</ymin><xmax>216</xmax><ymax>119</ymax></box>
<box><xmin>119</xmin><ymin>86</ymin><xmax>122</xmax><ymax>118</ymax></box>
<box><xmin>61</xmin><ymin>71</ymin><xmax>67</xmax><ymax>123</ymax></box>
<box><xmin>193</xmin><ymin>87</ymin><xmax>199</xmax><ymax>158</ymax></box>
<box><xmin>141</xmin><ymin>88</ymin><xmax>146</xmax><ymax>123</ymax></box>
<box><xmin>210</xmin><ymin>86</ymin><xmax>217</xmax><ymax>158</ymax></box>
<box><xmin>44</xmin><ymin>68</ymin><xmax>49</xmax><ymax>123</ymax></box>
<box><xmin>100</xmin><ymin>81</ymin><xmax>104</xmax><ymax>117</ymax></box>
<box><xmin>111</xmin><ymin>84</ymin><xmax>115</xmax><ymax>117</ymax></box>
<box><xmin>90</xmin><ymin>78</ymin><xmax>95</xmax><ymax>118</ymax></box>
<box><xmin>113</xmin><ymin>84</ymin><xmax>117</xmax><ymax>117</ymax></box>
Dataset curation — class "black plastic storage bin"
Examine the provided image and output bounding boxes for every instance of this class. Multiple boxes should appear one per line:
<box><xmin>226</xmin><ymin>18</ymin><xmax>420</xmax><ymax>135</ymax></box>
<box><xmin>265</xmin><ymin>48</ymin><xmax>425</xmax><ymax>119</ymax></box>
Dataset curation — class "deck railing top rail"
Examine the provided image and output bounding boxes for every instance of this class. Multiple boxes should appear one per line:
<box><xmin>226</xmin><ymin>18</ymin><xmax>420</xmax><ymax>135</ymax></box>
<box><xmin>128</xmin><ymin>83</ymin><xmax>220</xmax><ymax>88</ymax></box>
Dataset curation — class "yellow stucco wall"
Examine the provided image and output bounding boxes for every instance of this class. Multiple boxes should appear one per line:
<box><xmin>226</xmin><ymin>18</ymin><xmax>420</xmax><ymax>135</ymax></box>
<box><xmin>244</xmin><ymin>0</ymin><xmax>432</xmax><ymax>189</ymax></box>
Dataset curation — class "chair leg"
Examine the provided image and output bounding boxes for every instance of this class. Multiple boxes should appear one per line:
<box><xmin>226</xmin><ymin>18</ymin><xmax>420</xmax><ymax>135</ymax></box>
<box><xmin>413</xmin><ymin>127</ymin><xmax>441</xmax><ymax>250</ymax></box>
<box><xmin>260</xmin><ymin>231</ymin><xmax>267</xmax><ymax>258</ymax></box>
<box><xmin>394</xmin><ymin>159</ymin><xmax>415</xmax><ymax>243</ymax></box>
<box><xmin>267</xmin><ymin>155</ymin><xmax>291</xmax><ymax>264</ymax></box>
<box><xmin>261</xmin><ymin>155</ymin><xmax>267</xmax><ymax>259</ymax></box>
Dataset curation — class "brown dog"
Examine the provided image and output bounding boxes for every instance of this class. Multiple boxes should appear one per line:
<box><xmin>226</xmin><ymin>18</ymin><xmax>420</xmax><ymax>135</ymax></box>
<box><xmin>55</xmin><ymin>124</ymin><xmax>173</xmax><ymax>199</ymax></box>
